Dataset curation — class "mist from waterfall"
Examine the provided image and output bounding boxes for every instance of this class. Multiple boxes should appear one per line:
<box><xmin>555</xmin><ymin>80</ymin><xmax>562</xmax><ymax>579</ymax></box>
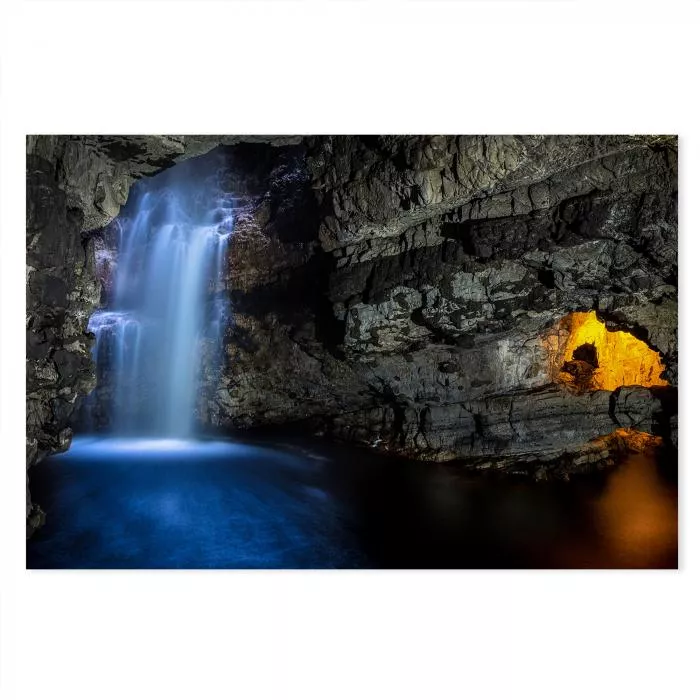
<box><xmin>87</xmin><ymin>155</ymin><xmax>234</xmax><ymax>437</ymax></box>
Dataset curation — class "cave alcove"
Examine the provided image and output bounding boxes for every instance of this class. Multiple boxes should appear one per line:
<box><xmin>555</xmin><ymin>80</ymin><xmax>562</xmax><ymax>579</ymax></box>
<box><xmin>552</xmin><ymin>311</ymin><xmax>668</xmax><ymax>392</ymax></box>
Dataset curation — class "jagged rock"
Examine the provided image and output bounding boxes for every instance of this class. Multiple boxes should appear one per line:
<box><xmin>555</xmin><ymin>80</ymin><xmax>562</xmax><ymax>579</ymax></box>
<box><xmin>612</xmin><ymin>386</ymin><xmax>662</xmax><ymax>432</ymax></box>
<box><xmin>26</xmin><ymin>154</ymin><xmax>101</xmax><ymax>523</ymax></box>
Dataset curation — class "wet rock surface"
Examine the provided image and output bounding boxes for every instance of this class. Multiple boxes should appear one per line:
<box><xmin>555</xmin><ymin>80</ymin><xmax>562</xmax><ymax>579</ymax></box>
<box><xmin>26</xmin><ymin>135</ymin><xmax>678</xmax><ymax>533</ymax></box>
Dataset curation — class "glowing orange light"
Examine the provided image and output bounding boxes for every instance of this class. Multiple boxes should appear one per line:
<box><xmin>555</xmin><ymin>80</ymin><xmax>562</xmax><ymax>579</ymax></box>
<box><xmin>608</xmin><ymin>428</ymin><xmax>663</xmax><ymax>452</ymax></box>
<box><xmin>545</xmin><ymin>311</ymin><xmax>668</xmax><ymax>391</ymax></box>
<box><xmin>595</xmin><ymin>451</ymin><xmax>677</xmax><ymax>566</ymax></box>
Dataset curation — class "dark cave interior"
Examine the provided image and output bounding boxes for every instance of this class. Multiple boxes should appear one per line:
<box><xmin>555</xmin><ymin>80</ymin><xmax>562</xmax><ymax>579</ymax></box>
<box><xmin>25</xmin><ymin>135</ymin><xmax>678</xmax><ymax>567</ymax></box>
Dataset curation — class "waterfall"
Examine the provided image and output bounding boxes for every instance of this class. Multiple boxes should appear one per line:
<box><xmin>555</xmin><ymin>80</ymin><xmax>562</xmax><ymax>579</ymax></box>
<box><xmin>87</xmin><ymin>158</ymin><xmax>234</xmax><ymax>437</ymax></box>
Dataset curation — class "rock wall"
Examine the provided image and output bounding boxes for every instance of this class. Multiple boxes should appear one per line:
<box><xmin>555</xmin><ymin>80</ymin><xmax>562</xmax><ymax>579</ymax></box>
<box><xmin>26</xmin><ymin>135</ymin><xmax>678</xmax><ymax>533</ymax></box>
<box><xmin>204</xmin><ymin>136</ymin><xmax>678</xmax><ymax>463</ymax></box>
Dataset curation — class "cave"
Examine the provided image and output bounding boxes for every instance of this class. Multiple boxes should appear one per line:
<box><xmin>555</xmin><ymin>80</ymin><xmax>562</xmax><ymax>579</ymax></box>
<box><xmin>554</xmin><ymin>311</ymin><xmax>668</xmax><ymax>392</ymax></box>
<box><xmin>25</xmin><ymin>135</ymin><xmax>678</xmax><ymax>569</ymax></box>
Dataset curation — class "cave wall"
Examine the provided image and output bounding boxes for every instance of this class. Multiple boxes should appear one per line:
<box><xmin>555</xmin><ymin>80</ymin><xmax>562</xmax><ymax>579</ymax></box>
<box><xmin>26</xmin><ymin>135</ymin><xmax>678</xmax><ymax>531</ymax></box>
<box><xmin>204</xmin><ymin>136</ymin><xmax>678</xmax><ymax>466</ymax></box>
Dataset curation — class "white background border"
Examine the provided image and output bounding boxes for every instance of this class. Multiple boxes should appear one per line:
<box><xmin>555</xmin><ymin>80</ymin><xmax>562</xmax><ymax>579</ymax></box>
<box><xmin>1</xmin><ymin>1</ymin><xmax>697</xmax><ymax>699</ymax></box>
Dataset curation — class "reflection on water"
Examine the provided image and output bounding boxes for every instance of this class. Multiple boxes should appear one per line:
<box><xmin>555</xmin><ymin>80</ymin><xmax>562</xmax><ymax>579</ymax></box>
<box><xmin>26</xmin><ymin>436</ymin><xmax>678</xmax><ymax>569</ymax></box>
<box><xmin>594</xmin><ymin>454</ymin><xmax>678</xmax><ymax>567</ymax></box>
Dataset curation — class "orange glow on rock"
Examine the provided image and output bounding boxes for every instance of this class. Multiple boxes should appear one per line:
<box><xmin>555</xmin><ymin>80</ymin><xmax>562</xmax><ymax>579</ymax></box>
<box><xmin>545</xmin><ymin>311</ymin><xmax>668</xmax><ymax>391</ymax></box>
<box><xmin>608</xmin><ymin>428</ymin><xmax>663</xmax><ymax>452</ymax></box>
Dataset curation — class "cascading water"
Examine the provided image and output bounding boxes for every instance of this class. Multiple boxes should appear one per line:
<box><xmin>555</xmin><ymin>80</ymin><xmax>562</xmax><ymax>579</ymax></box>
<box><xmin>87</xmin><ymin>157</ymin><xmax>234</xmax><ymax>437</ymax></box>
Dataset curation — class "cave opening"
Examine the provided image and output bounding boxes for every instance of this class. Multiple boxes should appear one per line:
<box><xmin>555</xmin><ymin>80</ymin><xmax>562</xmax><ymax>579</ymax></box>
<box><xmin>552</xmin><ymin>311</ymin><xmax>668</xmax><ymax>392</ymax></box>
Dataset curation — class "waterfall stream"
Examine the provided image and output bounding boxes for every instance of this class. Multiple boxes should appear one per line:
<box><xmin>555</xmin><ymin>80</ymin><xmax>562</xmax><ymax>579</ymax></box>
<box><xmin>87</xmin><ymin>160</ymin><xmax>234</xmax><ymax>437</ymax></box>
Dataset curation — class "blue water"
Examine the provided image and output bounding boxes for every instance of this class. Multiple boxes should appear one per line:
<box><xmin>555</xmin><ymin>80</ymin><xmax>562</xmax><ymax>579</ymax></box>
<box><xmin>27</xmin><ymin>437</ymin><xmax>367</xmax><ymax>568</ymax></box>
<box><xmin>87</xmin><ymin>156</ymin><xmax>234</xmax><ymax>436</ymax></box>
<box><xmin>26</xmin><ymin>436</ymin><xmax>678</xmax><ymax>569</ymax></box>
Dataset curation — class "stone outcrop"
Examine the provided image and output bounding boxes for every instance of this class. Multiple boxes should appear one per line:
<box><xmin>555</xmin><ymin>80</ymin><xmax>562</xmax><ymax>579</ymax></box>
<box><xmin>200</xmin><ymin>137</ymin><xmax>677</xmax><ymax>466</ymax></box>
<box><xmin>26</xmin><ymin>135</ymin><xmax>678</xmax><ymax>533</ymax></box>
<box><xmin>26</xmin><ymin>153</ymin><xmax>101</xmax><ymax>535</ymax></box>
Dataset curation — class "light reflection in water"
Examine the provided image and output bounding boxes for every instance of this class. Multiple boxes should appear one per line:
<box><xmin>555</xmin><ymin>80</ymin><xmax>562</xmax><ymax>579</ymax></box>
<box><xmin>27</xmin><ymin>437</ymin><xmax>677</xmax><ymax>569</ymax></box>
<box><xmin>594</xmin><ymin>453</ymin><xmax>678</xmax><ymax>567</ymax></box>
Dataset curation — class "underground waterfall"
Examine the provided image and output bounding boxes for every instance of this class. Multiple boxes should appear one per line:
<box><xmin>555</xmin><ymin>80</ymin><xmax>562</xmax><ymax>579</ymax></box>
<box><xmin>85</xmin><ymin>159</ymin><xmax>233</xmax><ymax>437</ymax></box>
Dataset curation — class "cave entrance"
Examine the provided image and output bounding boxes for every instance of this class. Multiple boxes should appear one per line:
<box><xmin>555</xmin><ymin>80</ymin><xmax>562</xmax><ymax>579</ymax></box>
<box><xmin>548</xmin><ymin>311</ymin><xmax>668</xmax><ymax>391</ymax></box>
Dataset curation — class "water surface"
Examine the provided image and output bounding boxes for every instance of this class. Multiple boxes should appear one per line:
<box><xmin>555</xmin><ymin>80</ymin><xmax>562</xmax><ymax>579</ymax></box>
<box><xmin>26</xmin><ymin>436</ymin><xmax>678</xmax><ymax>569</ymax></box>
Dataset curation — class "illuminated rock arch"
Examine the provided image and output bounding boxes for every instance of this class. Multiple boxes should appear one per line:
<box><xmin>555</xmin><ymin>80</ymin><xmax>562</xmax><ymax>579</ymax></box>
<box><xmin>546</xmin><ymin>311</ymin><xmax>668</xmax><ymax>391</ymax></box>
